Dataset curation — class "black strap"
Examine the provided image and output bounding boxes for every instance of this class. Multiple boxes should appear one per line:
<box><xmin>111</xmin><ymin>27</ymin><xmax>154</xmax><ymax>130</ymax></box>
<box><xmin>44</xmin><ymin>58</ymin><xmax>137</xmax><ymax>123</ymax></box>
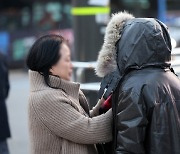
<box><xmin>170</xmin><ymin>67</ymin><xmax>178</xmax><ymax>76</ymax></box>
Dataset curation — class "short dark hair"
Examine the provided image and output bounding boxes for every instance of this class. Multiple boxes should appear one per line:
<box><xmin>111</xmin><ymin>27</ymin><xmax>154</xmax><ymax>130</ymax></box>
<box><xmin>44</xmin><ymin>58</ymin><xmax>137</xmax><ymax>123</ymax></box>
<box><xmin>26</xmin><ymin>34</ymin><xmax>65</xmax><ymax>87</ymax></box>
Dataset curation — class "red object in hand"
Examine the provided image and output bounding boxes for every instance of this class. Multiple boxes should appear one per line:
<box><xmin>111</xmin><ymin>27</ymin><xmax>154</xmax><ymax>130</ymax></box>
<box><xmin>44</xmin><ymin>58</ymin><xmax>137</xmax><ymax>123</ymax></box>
<box><xmin>101</xmin><ymin>94</ymin><xmax>112</xmax><ymax>110</ymax></box>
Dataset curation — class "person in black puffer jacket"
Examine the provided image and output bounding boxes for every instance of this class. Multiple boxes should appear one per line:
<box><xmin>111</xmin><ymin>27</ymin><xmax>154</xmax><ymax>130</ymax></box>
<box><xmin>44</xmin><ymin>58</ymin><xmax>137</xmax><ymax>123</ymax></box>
<box><xmin>96</xmin><ymin>11</ymin><xmax>180</xmax><ymax>154</ymax></box>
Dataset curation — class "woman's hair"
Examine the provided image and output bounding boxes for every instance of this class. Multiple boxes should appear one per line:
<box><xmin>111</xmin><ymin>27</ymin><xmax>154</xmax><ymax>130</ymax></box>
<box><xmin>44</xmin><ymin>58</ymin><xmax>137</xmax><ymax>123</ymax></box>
<box><xmin>26</xmin><ymin>34</ymin><xmax>65</xmax><ymax>87</ymax></box>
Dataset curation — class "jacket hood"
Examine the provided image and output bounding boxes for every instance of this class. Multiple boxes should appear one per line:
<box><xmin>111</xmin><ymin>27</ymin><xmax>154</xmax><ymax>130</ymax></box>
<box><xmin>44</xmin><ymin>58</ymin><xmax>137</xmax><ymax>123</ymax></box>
<box><xmin>96</xmin><ymin>12</ymin><xmax>172</xmax><ymax>77</ymax></box>
<box><xmin>96</xmin><ymin>11</ymin><xmax>134</xmax><ymax>77</ymax></box>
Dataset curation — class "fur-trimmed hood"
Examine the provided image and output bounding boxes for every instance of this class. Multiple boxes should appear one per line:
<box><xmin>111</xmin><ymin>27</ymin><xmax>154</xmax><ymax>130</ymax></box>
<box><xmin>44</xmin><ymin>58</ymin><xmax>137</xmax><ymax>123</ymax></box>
<box><xmin>95</xmin><ymin>11</ymin><xmax>134</xmax><ymax>77</ymax></box>
<box><xmin>95</xmin><ymin>12</ymin><xmax>172</xmax><ymax>77</ymax></box>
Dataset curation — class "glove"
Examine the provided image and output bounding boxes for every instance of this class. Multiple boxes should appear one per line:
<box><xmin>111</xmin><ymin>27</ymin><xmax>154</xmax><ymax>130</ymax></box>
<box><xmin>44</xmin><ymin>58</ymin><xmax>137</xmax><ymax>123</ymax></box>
<box><xmin>98</xmin><ymin>69</ymin><xmax>121</xmax><ymax>100</ymax></box>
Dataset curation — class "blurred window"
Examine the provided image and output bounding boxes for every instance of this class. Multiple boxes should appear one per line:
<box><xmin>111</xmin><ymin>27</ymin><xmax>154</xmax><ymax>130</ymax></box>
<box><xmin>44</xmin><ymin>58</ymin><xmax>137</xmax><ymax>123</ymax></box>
<box><xmin>32</xmin><ymin>2</ymin><xmax>72</xmax><ymax>31</ymax></box>
<box><xmin>0</xmin><ymin>9</ymin><xmax>23</xmax><ymax>32</ymax></box>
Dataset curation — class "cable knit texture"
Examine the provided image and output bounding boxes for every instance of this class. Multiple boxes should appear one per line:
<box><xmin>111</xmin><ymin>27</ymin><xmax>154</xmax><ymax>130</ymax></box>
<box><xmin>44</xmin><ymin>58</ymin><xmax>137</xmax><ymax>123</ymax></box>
<box><xmin>28</xmin><ymin>70</ymin><xmax>112</xmax><ymax>154</ymax></box>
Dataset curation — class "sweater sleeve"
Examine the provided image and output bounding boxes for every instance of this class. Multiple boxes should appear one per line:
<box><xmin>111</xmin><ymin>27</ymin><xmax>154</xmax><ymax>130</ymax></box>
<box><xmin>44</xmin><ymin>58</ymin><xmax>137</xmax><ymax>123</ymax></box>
<box><xmin>79</xmin><ymin>89</ymin><xmax>105</xmax><ymax>117</ymax></box>
<box><xmin>32</xmin><ymin>90</ymin><xmax>112</xmax><ymax>144</ymax></box>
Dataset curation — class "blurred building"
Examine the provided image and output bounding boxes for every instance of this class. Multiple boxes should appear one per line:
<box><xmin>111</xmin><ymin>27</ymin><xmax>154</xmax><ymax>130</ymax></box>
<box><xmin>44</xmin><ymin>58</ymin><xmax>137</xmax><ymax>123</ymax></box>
<box><xmin>0</xmin><ymin>0</ymin><xmax>180</xmax><ymax>68</ymax></box>
<box><xmin>0</xmin><ymin>0</ymin><xmax>72</xmax><ymax>68</ymax></box>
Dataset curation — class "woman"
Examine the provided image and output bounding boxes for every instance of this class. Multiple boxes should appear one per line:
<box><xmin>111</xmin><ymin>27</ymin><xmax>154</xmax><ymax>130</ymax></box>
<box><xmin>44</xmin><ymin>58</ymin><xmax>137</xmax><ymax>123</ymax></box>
<box><xmin>26</xmin><ymin>34</ymin><xmax>112</xmax><ymax>154</ymax></box>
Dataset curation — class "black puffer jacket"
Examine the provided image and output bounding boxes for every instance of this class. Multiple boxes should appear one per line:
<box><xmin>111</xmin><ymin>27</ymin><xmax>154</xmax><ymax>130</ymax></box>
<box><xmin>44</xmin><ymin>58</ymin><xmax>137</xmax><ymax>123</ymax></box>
<box><xmin>96</xmin><ymin>12</ymin><xmax>180</xmax><ymax>154</ymax></box>
<box><xmin>112</xmin><ymin>18</ymin><xmax>180</xmax><ymax>154</ymax></box>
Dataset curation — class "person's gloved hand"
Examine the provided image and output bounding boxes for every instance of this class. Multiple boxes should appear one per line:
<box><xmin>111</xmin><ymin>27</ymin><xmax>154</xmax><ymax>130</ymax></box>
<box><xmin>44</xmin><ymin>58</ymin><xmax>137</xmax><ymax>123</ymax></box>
<box><xmin>98</xmin><ymin>69</ymin><xmax>121</xmax><ymax>100</ymax></box>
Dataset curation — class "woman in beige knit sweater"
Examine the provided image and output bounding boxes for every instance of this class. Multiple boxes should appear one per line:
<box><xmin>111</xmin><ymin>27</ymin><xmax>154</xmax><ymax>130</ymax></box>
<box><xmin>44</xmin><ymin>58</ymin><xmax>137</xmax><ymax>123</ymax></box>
<box><xmin>26</xmin><ymin>34</ymin><xmax>112</xmax><ymax>154</ymax></box>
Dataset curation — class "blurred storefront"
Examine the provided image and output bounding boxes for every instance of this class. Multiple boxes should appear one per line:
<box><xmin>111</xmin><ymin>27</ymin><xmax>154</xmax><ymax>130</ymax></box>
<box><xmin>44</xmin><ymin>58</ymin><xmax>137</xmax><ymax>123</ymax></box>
<box><xmin>1</xmin><ymin>0</ymin><xmax>179</xmax><ymax>68</ymax></box>
<box><xmin>0</xmin><ymin>0</ymin><xmax>72</xmax><ymax>68</ymax></box>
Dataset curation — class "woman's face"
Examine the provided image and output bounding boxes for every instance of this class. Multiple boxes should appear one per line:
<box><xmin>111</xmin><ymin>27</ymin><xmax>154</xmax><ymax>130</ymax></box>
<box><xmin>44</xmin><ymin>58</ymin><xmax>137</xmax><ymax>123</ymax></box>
<box><xmin>50</xmin><ymin>43</ymin><xmax>73</xmax><ymax>81</ymax></box>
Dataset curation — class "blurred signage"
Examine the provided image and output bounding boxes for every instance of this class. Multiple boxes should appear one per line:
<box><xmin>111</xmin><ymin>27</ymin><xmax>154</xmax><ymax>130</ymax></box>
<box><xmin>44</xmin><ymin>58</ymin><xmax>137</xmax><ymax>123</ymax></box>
<box><xmin>71</xmin><ymin>7</ymin><xmax>110</xmax><ymax>15</ymax></box>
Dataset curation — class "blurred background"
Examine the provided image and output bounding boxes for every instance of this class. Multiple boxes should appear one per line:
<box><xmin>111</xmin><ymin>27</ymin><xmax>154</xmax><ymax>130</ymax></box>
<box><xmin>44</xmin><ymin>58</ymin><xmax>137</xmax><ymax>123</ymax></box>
<box><xmin>0</xmin><ymin>0</ymin><xmax>180</xmax><ymax>153</ymax></box>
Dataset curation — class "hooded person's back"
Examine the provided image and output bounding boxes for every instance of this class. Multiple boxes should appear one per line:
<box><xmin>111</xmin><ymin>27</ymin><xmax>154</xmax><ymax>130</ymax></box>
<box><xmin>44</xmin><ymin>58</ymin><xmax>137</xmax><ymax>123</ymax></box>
<box><xmin>96</xmin><ymin>12</ymin><xmax>180</xmax><ymax>154</ymax></box>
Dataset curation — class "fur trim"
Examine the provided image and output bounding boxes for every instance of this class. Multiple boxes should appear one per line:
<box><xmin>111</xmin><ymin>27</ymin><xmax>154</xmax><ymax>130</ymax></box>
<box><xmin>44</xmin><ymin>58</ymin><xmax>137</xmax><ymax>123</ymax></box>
<box><xmin>95</xmin><ymin>11</ymin><xmax>134</xmax><ymax>77</ymax></box>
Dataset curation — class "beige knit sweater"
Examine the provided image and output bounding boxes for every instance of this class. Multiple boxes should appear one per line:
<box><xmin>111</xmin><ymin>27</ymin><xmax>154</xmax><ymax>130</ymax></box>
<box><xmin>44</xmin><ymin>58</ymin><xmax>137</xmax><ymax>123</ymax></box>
<box><xmin>28</xmin><ymin>70</ymin><xmax>112</xmax><ymax>154</ymax></box>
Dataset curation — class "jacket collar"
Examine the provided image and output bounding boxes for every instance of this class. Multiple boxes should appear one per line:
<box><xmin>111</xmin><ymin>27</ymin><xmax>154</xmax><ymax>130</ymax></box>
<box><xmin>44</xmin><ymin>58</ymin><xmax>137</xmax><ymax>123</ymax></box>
<box><xmin>29</xmin><ymin>70</ymin><xmax>80</xmax><ymax>99</ymax></box>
